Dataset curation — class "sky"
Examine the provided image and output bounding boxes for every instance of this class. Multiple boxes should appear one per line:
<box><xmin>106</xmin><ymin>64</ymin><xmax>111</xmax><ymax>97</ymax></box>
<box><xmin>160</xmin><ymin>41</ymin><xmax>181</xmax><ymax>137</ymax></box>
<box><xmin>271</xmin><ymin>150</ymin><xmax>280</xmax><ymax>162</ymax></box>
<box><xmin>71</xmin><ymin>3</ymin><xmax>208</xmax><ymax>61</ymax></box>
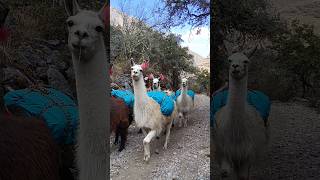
<box><xmin>110</xmin><ymin>0</ymin><xmax>210</xmax><ymax>58</ymax></box>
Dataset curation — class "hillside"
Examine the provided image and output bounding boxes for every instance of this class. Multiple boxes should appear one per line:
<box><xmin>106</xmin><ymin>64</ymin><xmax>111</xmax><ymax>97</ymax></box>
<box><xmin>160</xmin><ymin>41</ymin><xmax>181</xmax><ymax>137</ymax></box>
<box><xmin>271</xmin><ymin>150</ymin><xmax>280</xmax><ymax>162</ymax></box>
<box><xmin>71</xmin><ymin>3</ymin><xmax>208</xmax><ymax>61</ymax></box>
<box><xmin>111</xmin><ymin>6</ymin><xmax>210</xmax><ymax>72</ymax></box>
<box><xmin>188</xmin><ymin>50</ymin><xmax>210</xmax><ymax>72</ymax></box>
<box><xmin>271</xmin><ymin>0</ymin><xmax>320</xmax><ymax>33</ymax></box>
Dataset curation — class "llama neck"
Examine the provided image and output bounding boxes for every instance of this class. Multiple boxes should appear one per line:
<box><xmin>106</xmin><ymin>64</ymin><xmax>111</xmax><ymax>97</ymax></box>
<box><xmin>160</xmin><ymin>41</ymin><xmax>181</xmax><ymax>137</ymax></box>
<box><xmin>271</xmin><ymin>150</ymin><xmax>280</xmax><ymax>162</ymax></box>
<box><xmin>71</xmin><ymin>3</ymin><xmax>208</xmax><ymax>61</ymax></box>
<box><xmin>71</xmin><ymin>37</ymin><xmax>107</xmax><ymax>179</ymax></box>
<box><xmin>133</xmin><ymin>78</ymin><xmax>149</xmax><ymax>104</ymax></box>
<box><xmin>181</xmin><ymin>86</ymin><xmax>188</xmax><ymax>98</ymax></box>
<box><xmin>181</xmin><ymin>86</ymin><xmax>188</xmax><ymax>93</ymax></box>
<box><xmin>227</xmin><ymin>76</ymin><xmax>248</xmax><ymax>117</ymax></box>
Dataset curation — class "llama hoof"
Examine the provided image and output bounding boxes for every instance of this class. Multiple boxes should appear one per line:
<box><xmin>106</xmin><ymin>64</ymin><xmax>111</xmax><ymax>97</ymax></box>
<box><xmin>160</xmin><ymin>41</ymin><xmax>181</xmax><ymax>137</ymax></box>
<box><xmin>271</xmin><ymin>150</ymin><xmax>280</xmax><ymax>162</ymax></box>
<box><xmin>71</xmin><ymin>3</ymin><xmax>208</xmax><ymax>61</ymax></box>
<box><xmin>221</xmin><ymin>170</ymin><xmax>230</xmax><ymax>178</ymax></box>
<box><xmin>163</xmin><ymin>144</ymin><xmax>168</xmax><ymax>149</ymax></box>
<box><xmin>155</xmin><ymin>149</ymin><xmax>159</xmax><ymax>154</ymax></box>
<box><xmin>118</xmin><ymin>146</ymin><xmax>125</xmax><ymax>152</ymax></box>
<box><xmin>144</xmin><ymin>154</ymin><xmax>150</xmax><ymax>162</ymax></box>
<box><xmin>184</xmin><ymin>123</ymin><xmax>188</xmax><ymax>127</ymax></box>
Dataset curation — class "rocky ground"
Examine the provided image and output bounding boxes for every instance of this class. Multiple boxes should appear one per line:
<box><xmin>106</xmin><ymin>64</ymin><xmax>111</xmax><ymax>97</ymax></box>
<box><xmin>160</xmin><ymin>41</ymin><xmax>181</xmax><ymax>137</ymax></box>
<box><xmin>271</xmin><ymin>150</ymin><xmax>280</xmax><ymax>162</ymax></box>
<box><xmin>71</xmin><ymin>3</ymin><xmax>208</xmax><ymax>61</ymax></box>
<box><xmin>211</xmin><ymin>101</ymin><xmax>320</xmax><ymax>179</ymax></box>
<box><xmin>110</xmin><ymin>94</ymin><xmax>210</xmax><ymax>180</ymax></box>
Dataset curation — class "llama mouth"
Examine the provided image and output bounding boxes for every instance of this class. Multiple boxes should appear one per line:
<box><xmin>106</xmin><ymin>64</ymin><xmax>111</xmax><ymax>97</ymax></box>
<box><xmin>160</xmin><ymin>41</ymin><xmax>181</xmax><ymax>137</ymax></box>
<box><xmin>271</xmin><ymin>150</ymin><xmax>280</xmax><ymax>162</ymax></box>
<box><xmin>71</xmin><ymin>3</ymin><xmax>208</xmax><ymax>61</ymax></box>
<box><xmin>232</xmin><ymin>70</ymin><xmax>240</xmax><ymax>74</ymax></box>
<box><xmin>132</xmin><ymin>75</ymin><xmax>139</xmax><ymax>81</ymax></box>
<box><xmin>72</xmin><ymin>43</ymin><xmax>86</xmax><ymax>49</ymax></box>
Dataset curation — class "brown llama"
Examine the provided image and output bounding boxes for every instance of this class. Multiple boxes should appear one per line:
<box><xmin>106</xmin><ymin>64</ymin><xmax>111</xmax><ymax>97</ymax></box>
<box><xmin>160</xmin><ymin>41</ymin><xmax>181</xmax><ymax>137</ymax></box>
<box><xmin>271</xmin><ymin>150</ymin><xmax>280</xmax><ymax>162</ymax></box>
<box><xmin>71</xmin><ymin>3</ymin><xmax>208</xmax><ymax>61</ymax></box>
<box><xmin>111</xmin><ymin>96</ymin><xmax>132</xmax><ymax>151</ymax></box>
<box><xmin>0</xmin><ymin>113</ymin><xmax>60</xmax><ymax>180</ymax></box>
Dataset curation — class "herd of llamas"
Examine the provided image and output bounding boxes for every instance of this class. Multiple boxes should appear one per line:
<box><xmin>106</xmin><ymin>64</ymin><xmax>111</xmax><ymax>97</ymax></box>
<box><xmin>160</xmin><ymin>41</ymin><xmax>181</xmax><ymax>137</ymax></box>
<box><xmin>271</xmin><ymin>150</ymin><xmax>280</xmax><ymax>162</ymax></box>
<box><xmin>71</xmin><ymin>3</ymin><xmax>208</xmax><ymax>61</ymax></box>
<box><xmin>0</xmin><ymin>0</ymin><xmax>272</xmax><ymax>180</ymax></box>
<box><xmin>0</xmin><ymin>0</ymin><xmax>196</xmax><ymax>179</ymax></box>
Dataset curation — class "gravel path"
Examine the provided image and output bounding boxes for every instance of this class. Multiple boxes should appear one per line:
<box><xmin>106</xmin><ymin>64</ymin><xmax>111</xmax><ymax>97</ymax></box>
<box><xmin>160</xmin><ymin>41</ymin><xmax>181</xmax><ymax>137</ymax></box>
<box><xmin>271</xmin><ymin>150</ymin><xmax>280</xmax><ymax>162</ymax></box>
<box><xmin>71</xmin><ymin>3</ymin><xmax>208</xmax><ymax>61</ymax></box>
<box><xmin>110</xmin><ymin>94</ymin><xmax>210</xmax><ymax>180</ymax></box>
<box><xmin>211</xmin><ymin>101</ymin><xmax>320</xmax><ymax>179</ymax></box>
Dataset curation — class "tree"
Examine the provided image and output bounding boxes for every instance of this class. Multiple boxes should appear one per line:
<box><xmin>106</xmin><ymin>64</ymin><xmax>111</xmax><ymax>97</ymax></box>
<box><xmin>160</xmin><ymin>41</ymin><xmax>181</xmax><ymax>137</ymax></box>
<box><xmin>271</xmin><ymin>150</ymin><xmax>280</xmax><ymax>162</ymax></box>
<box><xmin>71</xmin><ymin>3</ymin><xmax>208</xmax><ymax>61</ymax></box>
<box><xmin>110</xmin><ymin>21</ymin><xmax>195</xmax><ymax>90</ymax></box>
<box><xmin>211</xmin><ymin>0</ymin><xmax>282</xmax><ymax>94</ymax></box>
<box><xmin>272</xmin><ymin>20</ymin><xmax>320</xmax><ymax>98</ymax></box>
<box><xmin>159</xmin><ymin>0</ymin><xmax>210</xmax><ymax>29</ymax></box>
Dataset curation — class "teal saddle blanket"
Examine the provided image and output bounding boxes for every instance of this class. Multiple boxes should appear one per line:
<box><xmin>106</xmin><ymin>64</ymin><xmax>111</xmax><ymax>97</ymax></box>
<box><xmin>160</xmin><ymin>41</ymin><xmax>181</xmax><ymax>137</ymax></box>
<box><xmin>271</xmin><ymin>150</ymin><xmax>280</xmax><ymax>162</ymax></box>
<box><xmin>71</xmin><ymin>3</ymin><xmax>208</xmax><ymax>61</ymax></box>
<box><xmin>147</xmin><ymin>91</ymin><xmax>175</xmax><ymax>116</ymax></box>
<box><xmin>172</xmin><ymin>90</ymin><xmax>195</xmax><ymax>101</ymax></box>
<box><xmin>4</xmin><ymin>88</ymin><xmax>79</xmax><ymax>144</ymax></box>
<box><xmin>111</xmin><ymin>89</ymin><xmax>134</xmax><ymax>108</ymax></box>
<box><xmin>211</xmin><ymin>90</ymin><xmax>271</xmax><ymax>127</ymax></box>
<box><xmin>111</xmin><ymin>89</ymin><xmax>175</xmax><ymax>116</ymax></box>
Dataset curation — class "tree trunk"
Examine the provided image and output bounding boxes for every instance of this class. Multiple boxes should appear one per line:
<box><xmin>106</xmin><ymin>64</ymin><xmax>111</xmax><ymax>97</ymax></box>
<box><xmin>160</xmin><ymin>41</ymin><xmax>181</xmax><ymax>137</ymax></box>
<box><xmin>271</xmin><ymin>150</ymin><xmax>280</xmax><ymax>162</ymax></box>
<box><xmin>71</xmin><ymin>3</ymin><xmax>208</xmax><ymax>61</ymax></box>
<box><xmin>211</xmin><ymin>0</ymin><xmax>225</xmax><ymax>96</ymax></box>
<box><xmin>0</xmin><ymin>1</ymin><xmax>9</xmax><ymax>27</ymax></box>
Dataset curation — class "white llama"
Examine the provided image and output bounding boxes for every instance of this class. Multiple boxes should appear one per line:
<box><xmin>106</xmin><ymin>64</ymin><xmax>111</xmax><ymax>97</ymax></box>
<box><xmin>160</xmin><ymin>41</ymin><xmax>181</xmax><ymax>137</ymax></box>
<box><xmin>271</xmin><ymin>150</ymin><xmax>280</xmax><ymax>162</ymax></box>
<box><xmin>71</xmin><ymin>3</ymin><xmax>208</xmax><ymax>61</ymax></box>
<box><xmin>152</xmin><ymin>77</ymin><xmax>161</xmax><ymax>91</ymax></box>
<box><xmin>64</xmin><ymin>1</ymin><xmax>107</xmax><ymax>179</ymax></box>
<box><xmin>176</xmin><ymin>77</ymin><xmax>194</xmax><ymax>127</ymax></box>
<box><xmin>214</xmin><ymin>52</ymin><xmax>268</xmax><ymax>179</ymax></box>
<box><xmin>130</xmin><ymin>59</ymin><xmax>176</xmax><ymax>162</ymax></box>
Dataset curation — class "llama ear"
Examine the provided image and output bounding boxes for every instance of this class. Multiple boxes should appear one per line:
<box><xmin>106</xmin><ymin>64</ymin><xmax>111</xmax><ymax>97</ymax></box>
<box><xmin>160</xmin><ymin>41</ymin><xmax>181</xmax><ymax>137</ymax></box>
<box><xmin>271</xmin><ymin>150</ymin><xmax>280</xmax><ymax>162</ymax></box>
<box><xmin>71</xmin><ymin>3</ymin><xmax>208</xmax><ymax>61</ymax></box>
<box><xmin>130</xmin><ymin>58</ymin><xmax>136</xmax><ymax>66</ymax></box>
<box><xmin>64</xmin><ymin>0</ymin><xmax>81</xmax><ymax>17</ymax></box>
<box><xmin>98</xmin><ymin>2</ymin><xmax>107</xmax><ymax>22</ymax></box>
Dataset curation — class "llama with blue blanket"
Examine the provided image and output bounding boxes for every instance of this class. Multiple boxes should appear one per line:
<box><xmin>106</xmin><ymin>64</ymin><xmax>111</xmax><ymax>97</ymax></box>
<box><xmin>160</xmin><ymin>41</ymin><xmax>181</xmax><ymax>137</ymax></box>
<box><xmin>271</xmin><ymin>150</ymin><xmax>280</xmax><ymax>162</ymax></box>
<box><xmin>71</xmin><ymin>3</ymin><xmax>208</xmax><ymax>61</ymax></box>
<box><xmin>176</xmin><ymin>77</ymin><xmax>194</xmax><ymax>127</ymax></box>
<box><xmin>130</xmin><ymin>59</ymin><xmax>177</xmax><ymax>162</ymax></box>
<box><xmin>213</xmin><ymin>53</ymin><xmax>269</xmax><ymax>179</ymax></box>
<box><xmin>152</xmin><ymin>77</ymin><xmax>161</xmax><ymax>91</ymax></box>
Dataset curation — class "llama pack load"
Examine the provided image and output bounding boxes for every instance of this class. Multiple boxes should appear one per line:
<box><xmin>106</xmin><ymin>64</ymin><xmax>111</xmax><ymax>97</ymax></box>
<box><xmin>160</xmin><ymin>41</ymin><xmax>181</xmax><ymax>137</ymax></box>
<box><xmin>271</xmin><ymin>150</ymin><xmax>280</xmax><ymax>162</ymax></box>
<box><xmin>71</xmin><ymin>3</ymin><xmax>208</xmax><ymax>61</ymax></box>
<box><xmin>173</xmin><ymin>89</ymin><xmax>195</xmax><ymax>101</ymax></box>
<box><xmin>112</xmin><ymin>89</ymin><xmax>174</xmax><ymax>116</ymax></box>
<box><xmin>146</xmin><ymin>91</ymin><xmax>175</xmax><ymax>116</ymax></box>
<box><xmin>211</xmin><ymin>89</ymin><xmax>271</xmax><ymax>127</ymax></box>
<box><xmin>4</xmin><ymin>88</ymin><xmax>79</xmax><ymax>144</ymax></box>
<box><xmin>111</xmin><ymin>89</ymin><xmax>134</xmax><ymax>108</ymax></box>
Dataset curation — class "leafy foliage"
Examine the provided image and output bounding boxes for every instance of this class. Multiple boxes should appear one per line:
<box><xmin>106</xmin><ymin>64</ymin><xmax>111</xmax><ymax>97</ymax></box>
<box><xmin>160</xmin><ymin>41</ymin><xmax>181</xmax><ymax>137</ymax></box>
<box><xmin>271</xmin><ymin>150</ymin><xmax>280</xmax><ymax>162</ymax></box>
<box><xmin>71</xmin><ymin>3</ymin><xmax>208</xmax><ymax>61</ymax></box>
<box><xmin>110</xmin><ymin>20</ymin><xmax>196</xmax><ymax>90</ymax></box>
<box><xmin>212</xmin><ymin>0</ymin><xmax>281</xmax><ymax>93</ymax></box>
<box><xmin>272</xmin><ymin>20</ymin><xmax>320</xmax><ymax>97</ymax></box>
<box><xmin>191</xmin><ymin>69</ymin><xmax>210</xmax><ymax>94</ymax></box>
<box><xmin>160</xmin><ymin>0</ymin><xmax>210</xmax><ymax>29</ymax></box>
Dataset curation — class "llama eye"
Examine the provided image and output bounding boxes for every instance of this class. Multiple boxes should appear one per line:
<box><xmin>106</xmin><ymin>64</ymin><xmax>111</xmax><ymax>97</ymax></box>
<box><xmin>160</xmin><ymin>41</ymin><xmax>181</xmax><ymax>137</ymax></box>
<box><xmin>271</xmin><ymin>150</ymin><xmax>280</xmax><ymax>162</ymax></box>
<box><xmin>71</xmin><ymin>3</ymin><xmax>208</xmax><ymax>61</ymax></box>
<box><xmin>140</xmin><ymin>69</ymin><xmax>142</xmax><ymax>72</ymax></box>
<box><xmin>67</xmin><ymin>20</ymin><xmax>74</xmax><ymax>27</ymax></box>
<box><xmin>95</xmin><ymin>26</ymin><xmax>103</xmax><ymax>32</ymax></box>
<box><xmin>228</xmin><ymin>59</ymin><xmax>232</xmax><ymax>63</ymax></box>
<box><xmin>244</xmin><ymin>60</ymin><xmax>249</xmax><ymax>64</ymax></box>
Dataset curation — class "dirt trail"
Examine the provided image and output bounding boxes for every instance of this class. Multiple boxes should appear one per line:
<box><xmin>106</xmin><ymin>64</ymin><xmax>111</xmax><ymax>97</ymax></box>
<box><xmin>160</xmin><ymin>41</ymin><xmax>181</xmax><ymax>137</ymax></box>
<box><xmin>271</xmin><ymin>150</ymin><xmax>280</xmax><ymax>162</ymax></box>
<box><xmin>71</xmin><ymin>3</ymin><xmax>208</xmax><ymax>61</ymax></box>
<box><xmin>211</xmin><ymin>101</ymin><xmax>320</xmax><ymax>179</ymax></box>
<box><xmin>110</xmin><ymin>94</ymin><xmax>210</xmax><ymax>180</ymax></box>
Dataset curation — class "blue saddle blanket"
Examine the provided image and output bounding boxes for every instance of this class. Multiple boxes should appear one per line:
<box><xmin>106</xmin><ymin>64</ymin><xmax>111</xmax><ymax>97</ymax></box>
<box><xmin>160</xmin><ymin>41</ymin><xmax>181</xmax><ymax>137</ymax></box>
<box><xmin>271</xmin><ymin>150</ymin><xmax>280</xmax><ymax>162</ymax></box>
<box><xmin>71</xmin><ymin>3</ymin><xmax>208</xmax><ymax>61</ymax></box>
<box><xmin>211</xmin><ymin>90</ymin><xmax>271</xmax><ymax>127</ymax></box>
<box><xmin>173</xmin><ymin>90</ymin><xmax>195</xmax><ymax>101</ymax></box>
<box><xmin>146</xmin><ymin>91</ymin><xmax>175</xmax><ymax>116</ymax></box>
<box><xmin>111</xmin><ymin>89</ymin><xmax>134</xmax><ymax>108</ymax></box>
<box><xmin>4</xmin><ymin>88</ymin><xmax>79</xmax><ymax>144</ymax></box>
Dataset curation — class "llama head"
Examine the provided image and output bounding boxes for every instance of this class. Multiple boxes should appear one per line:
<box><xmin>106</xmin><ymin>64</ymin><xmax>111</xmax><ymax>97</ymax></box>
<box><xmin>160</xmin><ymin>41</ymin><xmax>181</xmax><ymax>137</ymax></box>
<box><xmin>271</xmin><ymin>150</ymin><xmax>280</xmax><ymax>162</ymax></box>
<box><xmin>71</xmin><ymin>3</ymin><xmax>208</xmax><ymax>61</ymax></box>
<box><xmin>152</xmin><ymin>78</ymin><xmax>160</xmax><ymax>89</ymax></box>
<box><xmin>64</xmin><ymin>0</ymin><xmax>106</xmax><ymax>60</ymax></box>
<box><xmin>228</xmin><ymin>52</ymin><xmax>250</xmax><ymax>80</ymax></box>
<box><xmin>130</xmin><ymin>58</ymin><xmax>143</xmax><ymax>81</ymax></box>
<box><xmin>181</xmin><ymin>78</ymin><xmax>188</xmax><ymax>88</ymax></box>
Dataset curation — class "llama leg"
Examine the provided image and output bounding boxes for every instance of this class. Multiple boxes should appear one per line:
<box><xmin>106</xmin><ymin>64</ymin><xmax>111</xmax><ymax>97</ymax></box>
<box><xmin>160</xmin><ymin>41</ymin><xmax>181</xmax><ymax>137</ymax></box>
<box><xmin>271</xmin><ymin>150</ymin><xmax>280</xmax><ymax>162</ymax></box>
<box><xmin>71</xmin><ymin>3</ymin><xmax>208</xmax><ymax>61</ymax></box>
<box><xmin>238</xmin><ymin>163</ymin><xmax>250</xmax><ymax>180</ymax></box>
<box><xmin>118</xmin><ymin>127</ymin><xmax>128</xmax><ymax>152</ymax></box>
<box><xmin>163</xmin><ymin>121</ymin><xmax>173</xmax><ymax>149</ymax></box>
<box><xmin>221</xmin><ymin>158</ymin><xmax>232</xmax><ymax>178</ymax></box>
<box><xmin>142</xmin><ymin>128</ymin><xmax>147</xmax><ymax>136</ymax></box>
<box><xmin>155</xmin><ymin>136</ymin><xmax>160</xmax><ymax>154</ymax></box>
<box><xmin>114</xmin><ymin>127</ymin><xmax>120</xmax><ymax>145</ymax></box>
<box><xmin>178</xmin><ymin>112</ymin><xmax>183</xmax><ymax>127</ymax></box>
<box><xmin>183</xmin><ymin>113</ymin><xmax>188</xmax><ymax>127</ymax></box>
<box><xmin>143</xmin><ymin>130</ymin><xmax>156</xmax><ymax>162</ymax></box>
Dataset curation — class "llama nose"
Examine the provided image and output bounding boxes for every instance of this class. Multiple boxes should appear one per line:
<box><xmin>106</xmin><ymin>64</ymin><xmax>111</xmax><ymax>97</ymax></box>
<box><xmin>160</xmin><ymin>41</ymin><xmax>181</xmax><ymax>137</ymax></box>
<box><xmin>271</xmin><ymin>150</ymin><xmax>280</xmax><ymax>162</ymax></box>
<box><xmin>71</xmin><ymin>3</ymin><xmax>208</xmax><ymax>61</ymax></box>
<box><xmin>74</xmin><ymin>30</ymin><xmax>89</xmax><ymax>39</ymax></box>
<box><xmin>232</xmin><ymin>64</ymin><xmax>239</xmax><ymax>68</ymax></box>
